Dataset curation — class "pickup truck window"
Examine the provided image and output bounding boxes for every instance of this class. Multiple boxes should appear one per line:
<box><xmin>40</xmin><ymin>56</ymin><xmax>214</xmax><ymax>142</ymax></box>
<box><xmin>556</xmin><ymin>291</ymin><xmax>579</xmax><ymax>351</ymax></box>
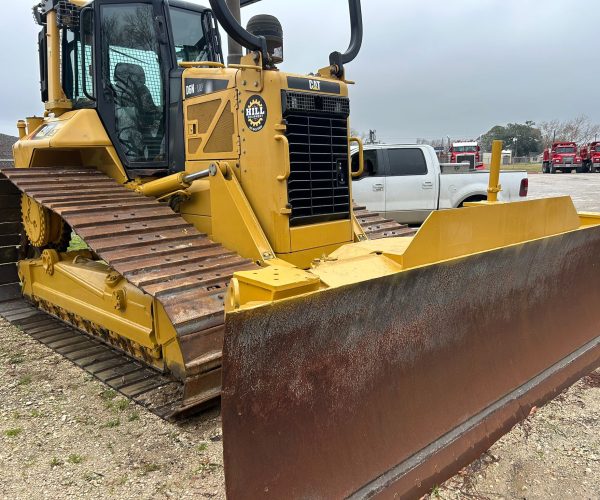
<box><xmin>387</xmin><ymin>148</ymin><xmax>428</xmax><ymax>176</ymax></box>
<box><xmin>352</xmin><ymin>149</ymin><xmax>380</xmax><ymax>177</ymax></box>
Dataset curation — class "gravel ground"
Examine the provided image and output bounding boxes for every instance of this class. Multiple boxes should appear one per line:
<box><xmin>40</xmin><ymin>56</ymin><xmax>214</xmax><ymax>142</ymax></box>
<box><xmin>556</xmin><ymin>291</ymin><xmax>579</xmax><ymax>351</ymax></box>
<box><xmin>527</xmin><ymin>172</ymin><xmax>600</xmax><ymax>212</ymax></box>
<box><xmin>0</xmin><ymin>318</ymin><xmax>226</xmax><ymax>499</ymax></box>
<box><xmin>431</xmin><ymin>373</ymin><xmax>600</xmax><ymax>499</ymax></box>
<box><xmin>2</xmin><ymin>173</ymin><xmax>600</xmax><ymax>499</ymax></box>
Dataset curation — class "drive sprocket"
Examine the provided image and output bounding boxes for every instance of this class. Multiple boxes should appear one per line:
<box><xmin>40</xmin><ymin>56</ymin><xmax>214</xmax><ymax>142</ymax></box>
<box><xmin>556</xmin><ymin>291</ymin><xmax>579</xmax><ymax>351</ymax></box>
<box><xmin>21</xmin><ymin>194</ymin><xmax>70</xmax><ymax>250</ymax></box>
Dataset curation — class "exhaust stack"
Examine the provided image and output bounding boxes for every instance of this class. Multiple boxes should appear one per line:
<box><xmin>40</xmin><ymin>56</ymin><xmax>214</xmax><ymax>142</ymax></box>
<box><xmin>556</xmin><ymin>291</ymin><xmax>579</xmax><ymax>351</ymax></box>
<box><xmin>225</xmin><ymin>0</ymin><xmax>243</xmax><ymax>64</ymax></box>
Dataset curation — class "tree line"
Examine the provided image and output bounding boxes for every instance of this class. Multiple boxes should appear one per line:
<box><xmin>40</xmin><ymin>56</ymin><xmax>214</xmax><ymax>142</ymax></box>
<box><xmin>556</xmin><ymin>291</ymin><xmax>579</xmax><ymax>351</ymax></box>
<box><xmin>354</xmin><ymin>116</ymin><xmax>600</xmax><ymax>157</ymax></box>
<box><xmin>480</xmin><ymin>116</ymin><xmax>600</xmax><ymax>156</ymax></box>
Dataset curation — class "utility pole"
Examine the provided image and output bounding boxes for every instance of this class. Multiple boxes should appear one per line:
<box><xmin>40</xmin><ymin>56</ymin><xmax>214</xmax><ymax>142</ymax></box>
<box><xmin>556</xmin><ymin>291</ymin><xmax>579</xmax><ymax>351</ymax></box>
<box><xmin>368</xmin><ymin>130</ymin><xmax>377</xmax><ymax>144</ymax></box>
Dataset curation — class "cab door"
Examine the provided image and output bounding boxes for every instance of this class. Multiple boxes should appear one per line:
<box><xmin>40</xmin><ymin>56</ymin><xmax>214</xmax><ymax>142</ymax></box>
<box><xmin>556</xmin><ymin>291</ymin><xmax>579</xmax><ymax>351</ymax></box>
<box><xmin>383</xmin><ymin>146</ymin><xmax>437</xmax><ymax>223</ymax></box>
<box><xmin>351</xmin><ymin>149</ymin><xmax>386</xmax><ymax>212</ymax></box>
<box><xmin>93</xmin><ymin>0</ymin><xmax>171</xmax><ymax>172</ymax></box>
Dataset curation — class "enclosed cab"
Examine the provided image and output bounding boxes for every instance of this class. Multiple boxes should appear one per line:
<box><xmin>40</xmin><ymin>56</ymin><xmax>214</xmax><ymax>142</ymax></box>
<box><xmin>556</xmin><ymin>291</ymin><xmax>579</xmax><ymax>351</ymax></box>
<box><xmin>542</xmin><ymin>141</ymin><xmax>582</xmax><ymax>173</ymax></box>
<box><xmin>449</xmin><ymin>141</ymin><xmax>483</xmax><ymax>170</ymax></box>
<box><xmin>580</xmin><ymin>142</ymin><xmax>600</xmax><ymax>173</ymax></box>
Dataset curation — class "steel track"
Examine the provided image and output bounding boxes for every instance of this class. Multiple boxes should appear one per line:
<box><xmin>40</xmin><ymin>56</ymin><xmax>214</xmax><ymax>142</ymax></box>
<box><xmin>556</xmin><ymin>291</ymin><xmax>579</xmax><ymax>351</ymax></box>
<box><xmin>0</xmin><ymin>168</ymin><xmax>415</xmax><ymax>419</ymax></box>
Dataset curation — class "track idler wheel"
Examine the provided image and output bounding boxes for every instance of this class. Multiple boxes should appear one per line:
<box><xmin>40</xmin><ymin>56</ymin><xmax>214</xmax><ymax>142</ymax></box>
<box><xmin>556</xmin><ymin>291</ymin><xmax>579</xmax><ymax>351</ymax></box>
<box><xmin>21</xmin><ymin>194</ymin><xmax>70</xmax><ymax>250</ymax></box>
<box><xmin>41</xmin><ymin>249</ymin><xmax>60</xmax><ymax>276</ymax></box>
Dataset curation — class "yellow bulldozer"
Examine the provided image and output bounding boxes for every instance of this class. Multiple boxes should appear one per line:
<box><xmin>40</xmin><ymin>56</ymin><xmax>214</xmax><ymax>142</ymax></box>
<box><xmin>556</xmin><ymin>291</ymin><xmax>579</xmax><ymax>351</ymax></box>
<box><xmin>1</xmin><ymin>0</ymin><xmax>599</xmax><ymax>497</ymax></box>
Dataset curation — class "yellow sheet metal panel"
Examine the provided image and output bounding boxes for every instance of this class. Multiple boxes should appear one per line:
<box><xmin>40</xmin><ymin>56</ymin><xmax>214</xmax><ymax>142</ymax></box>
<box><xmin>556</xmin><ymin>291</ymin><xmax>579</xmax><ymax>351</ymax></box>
<box><xmin>208</xmin><ymin>162</ymin><xmax>275</xmax><ymax>263</ymax></box>
<box><xmin>235</xmin><ymin>56</ymin><xmax>351</xmax><ymax>256</ymax></box>
<box><xmin>401</xmin><ymin>197</ymin><xmax>582</xmax><ymax>269</ymax></box>
<box><xmin>230</xmin><ymin>197</ymin><xmax>598</xmax><ymax>310</ymax></box>
<box><xmin>578</xmin><ymin>212</ymin><xmax>600</xmax><ymax>227</ymax></box>
<box><xmin>275</xmin><ymin>242</ymin><xmax>348</xmax><ymax>269</ymax></box>
<box><xmin>229</xmin><ymin>265</ymin><xmax>320</xmax><ymax>310</ymax></box>
<box><xmin>289</xmin><ymin>220</ymin><xmax>353</xmax><ymax>253</ymax></box>
<box><xmin>310</xmin><ymin>254</ymin><xmax>402</xmax><ymax>288</ymax></box>
<box><xmin>184</xmin><ymin>90</ymin><xmax>239</xmax><ymax>161</ymax></box>
<box><xmin>12</xmin><ymin>110</ymin><xmax>128</xmax><ymax>184</ymax></box>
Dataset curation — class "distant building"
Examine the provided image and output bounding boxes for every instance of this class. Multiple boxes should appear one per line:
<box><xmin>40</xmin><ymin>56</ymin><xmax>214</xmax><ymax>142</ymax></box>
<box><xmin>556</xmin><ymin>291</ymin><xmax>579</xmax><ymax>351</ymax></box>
<box><xmin>482</xmin><ymin>150</ymin><xmax>512</xmax><ymax>165</ymax></box>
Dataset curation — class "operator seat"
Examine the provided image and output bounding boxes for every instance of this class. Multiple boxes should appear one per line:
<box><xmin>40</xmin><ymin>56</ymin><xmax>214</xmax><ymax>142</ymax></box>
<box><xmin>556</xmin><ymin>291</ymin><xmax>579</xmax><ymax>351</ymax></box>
<box><xmin>113</xmin><ymin>62</ymin><xmax>161</xmax><ymax>162</ymax></box>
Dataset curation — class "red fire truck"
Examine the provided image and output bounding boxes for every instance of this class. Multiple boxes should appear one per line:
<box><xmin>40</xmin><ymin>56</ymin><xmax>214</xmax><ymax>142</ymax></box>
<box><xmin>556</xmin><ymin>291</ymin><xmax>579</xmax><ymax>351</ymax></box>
<box><xmin>542</xmin><ymin>141</ymin><xmax>582</xmax><ymax>173</ymax></box>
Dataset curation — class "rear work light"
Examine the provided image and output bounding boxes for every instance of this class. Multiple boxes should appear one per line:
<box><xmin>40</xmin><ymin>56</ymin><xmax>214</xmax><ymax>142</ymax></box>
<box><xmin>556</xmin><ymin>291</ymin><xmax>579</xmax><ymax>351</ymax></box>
<box><xmin>519</xmin><ymin>178</ymin><xmax>528</xmax><ymax>197</ymax></box>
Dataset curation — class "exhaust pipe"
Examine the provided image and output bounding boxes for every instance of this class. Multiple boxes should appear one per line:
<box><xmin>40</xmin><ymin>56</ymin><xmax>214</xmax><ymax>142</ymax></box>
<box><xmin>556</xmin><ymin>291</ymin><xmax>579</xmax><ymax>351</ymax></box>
<box><xmin>210</xmin><ymin>0</ymin><xmax>363</xmax><ymax>75</ymax></box>
<box><xmin>225</xmin><ymin>0</ymin><xmax>243</xmax><ymax>64</ymax></box>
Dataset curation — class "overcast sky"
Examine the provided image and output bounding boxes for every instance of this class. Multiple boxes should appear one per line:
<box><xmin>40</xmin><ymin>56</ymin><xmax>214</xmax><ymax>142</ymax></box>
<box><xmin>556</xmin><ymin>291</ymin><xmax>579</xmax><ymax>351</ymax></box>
<box><xmin>1</xmin><ymin>0</ymin><xmax>598</xmax><ymax>142</ymax></box>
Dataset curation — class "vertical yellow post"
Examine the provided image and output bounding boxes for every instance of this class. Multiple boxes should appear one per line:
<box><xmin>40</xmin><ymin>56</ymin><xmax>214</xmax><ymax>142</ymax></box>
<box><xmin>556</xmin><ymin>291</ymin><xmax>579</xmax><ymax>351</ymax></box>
<box><xmin>487</xmin><ymin>140</ymin><xmax>503</xmax><ymax>202</ymax></box>
<box><xmin>45</xmin><ymin>10</ymin><xmax>71</xmax><ymax>114</ymax></box>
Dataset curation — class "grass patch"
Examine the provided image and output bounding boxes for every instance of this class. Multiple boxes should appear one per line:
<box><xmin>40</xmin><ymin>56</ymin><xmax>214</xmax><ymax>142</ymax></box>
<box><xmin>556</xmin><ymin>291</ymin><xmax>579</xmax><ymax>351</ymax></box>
<box><xmin>196</xmin><ymin>461</ymin><xmax>222</xmax><ymax>474</ymax></box>
<box><xmin>430</xmin><ymin>484</ymin><xmax>441</xmax><ymax>498</ymax></box>
<box><xmin>30</xmin><ymin>409</ymin><xmax>42</xmax><ymax>418</ymax></box>
<box><xmin>4</xmin><ymin>427</ymin><xmax>22</xmax><ymax>437</ymax></box>
<box><xmin>67</xmin><ymin>454</ymin><xmax>83</xmax><ymax>464</ymax></box>
<box><xmin>115</xmin><ymin>475</ymin><xmax>128</xmax><ymax>486</ymax></box>
<box><xmin>68</xmin><ymin>234</ymin><xmax>89</xmax><ymax>251</ymax></box>
<box><xmin>102</xmin><ymin>418</ymin><xmax>120</xmax><ymax>428</ymax></box>
<box><xmin>8</xmin><ymin>354</ymin><xmax>24</xmax><ymax>364</ymax></box>
<box><xmin>493</xmin><ymin>162</ymin><xmax>541</xmax><ymax>173</ymax></box>
<box><xmin>115</xmin><ymin>399</ymin><xmax>129</xmax><ymax>411</ymax></box>
<box><xmin>100</xmin><ymin>389</ymin><xmax>118</xmax><ymax>401</ymax></box>
<box><xmin>197</xmin><ymin>442</ymin><xmax>208</xmax><ymax>453</ymax></box>
<box><xmin>18</xmin><ymin>375</ymin><xmax>32</xmax><ymax>386</ymax></box>
<box><xmin>50</xmin><ymin>457</ymin><xmax>63</xmax><ymax>467</ymax></box>
<box><xmin>104</xmin><ymin>398</ymin><xmax>128</xmax><ymax>412</ymax></box>
<box><xmin>128</xmin><ymin>412</ymin><xmax>139</xmax><ymax>422</ymax></box>
<box><xmin>140</xmin><ymin>463</ymin><xmax>161</xmax><ymax>475</ymax></box>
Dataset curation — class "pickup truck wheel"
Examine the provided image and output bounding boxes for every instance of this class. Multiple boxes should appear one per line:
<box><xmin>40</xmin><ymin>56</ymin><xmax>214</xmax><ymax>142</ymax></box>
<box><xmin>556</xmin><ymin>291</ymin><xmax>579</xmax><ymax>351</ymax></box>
<box><xmin>576</xmin><ymin>166</ymin><xmax>583</xmax><ymax>173</ymax></box>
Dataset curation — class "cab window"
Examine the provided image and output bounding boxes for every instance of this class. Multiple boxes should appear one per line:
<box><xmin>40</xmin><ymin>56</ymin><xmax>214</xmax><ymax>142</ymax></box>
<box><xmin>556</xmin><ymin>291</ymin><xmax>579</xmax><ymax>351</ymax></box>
<box><xmin>387</xmin><ymin>148</ymin><xmax>428</xmax><ymax>176</ymax></box>
<box><xmin>170</xmin><ymin>7</ymin><xmax>211</xmax><ymax>63</ymax></box>
<box><xmin>352</xmin><ymin>149</ymin><xmax>380</xmax><ymax>178</ymax></box>
<box><xmin>101</xmin><ymin>3</ymin><xmax>166</xmax><ymax>164</ymax></box>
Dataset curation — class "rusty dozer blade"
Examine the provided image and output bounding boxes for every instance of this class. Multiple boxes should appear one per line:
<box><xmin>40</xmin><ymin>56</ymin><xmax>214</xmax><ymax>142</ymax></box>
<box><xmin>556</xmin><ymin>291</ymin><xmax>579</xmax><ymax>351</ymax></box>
<box><xmin>221</xmin><ymin>197</ymin><xmax>600</xmax><ymax>499</ymax></box>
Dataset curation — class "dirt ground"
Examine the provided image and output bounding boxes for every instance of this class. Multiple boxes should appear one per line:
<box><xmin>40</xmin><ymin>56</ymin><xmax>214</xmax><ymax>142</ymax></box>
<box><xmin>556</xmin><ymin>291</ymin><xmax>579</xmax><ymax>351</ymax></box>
<box><xmin>0</xmin><ymin>318</ymin><xmax>226</xmax><ymax>499</ymax></box>
<box><xmin>2</xmin><ymin>173</ymin><xmax>600</xmax><ymax>499</ymax></box>
<box><xmin>430</xmin><ymin>373</ymin><xmax>600</xmax><ymax>499</ymax></box>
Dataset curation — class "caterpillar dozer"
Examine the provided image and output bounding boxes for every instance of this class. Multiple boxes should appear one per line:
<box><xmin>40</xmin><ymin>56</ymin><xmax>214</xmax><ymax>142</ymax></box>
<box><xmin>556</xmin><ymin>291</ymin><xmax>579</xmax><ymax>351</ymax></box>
<box><xmin>1</xmin><ymin>0</ymin><xmax>600</xmax><ymax>497</ymax></box>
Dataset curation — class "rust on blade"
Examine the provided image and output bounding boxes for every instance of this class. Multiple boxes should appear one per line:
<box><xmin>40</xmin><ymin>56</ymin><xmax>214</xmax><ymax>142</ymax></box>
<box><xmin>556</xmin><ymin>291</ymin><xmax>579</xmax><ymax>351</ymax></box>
<box><xmin>222</xmin><ymin>226</ymin><xmax>600</xmax><ymax>499</ymax></box>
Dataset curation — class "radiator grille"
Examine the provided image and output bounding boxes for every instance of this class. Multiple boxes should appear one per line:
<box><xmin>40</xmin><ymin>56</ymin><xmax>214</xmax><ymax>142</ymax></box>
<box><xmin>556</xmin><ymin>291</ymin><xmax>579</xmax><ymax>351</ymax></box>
<box><xmin>457</xmin><ymin>154</ymin><xmax>475</xmax><ymax>168</ymax></box>
<box><xmin>205</xmin><ymin>102</ymin><xmax>234</xmax><ymax>153</ymax></box>
<box><xmin>283</xmin><ymin>91</ymin><xmax>350</xmax><ymax>226</ymax></box>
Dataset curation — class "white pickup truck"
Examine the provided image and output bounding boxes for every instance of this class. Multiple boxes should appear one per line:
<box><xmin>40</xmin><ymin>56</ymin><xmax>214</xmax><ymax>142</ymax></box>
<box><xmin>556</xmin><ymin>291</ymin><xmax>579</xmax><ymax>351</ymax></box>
<box><xmin>351</xmin><ymin>144</ymin><xmax>529</xmax><ymax>224</ymax></box>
